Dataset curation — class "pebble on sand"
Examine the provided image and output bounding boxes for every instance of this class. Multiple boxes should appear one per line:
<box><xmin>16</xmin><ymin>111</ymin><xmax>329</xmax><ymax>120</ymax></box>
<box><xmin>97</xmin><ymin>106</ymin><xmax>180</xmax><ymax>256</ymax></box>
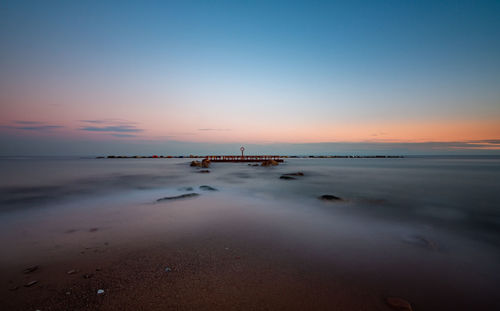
<box><xmin>23</xmin><ymin>265</ymin><xmax>39</xmax><ymax>274</ymax></box>
<box><xmin>24</xmin><ymin>280</ymin><xmax>38</xmax><ymax>287</ymax></box>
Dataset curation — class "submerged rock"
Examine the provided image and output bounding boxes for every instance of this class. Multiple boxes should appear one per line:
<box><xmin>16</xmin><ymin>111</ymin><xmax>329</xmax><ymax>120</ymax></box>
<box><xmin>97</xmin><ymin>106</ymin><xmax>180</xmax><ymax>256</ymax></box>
<box><xmin>201</xmin><ymin>159</ymin><xmax>211</xmax><ymax>168</ymax></box>
<box><xmin>191</xmin><ymin>159</ymin><xmax>210</xmax><ymax>168</ymax></box>
<box><xmin>261</xmin><ymin>160</ymin><xmax>279</xmax><ymax>166</ymax></box>
<box><xmin>386</xmin><ymin>297</ymin><xmax>413</xmax><ymax>311</ymax></box>
<box><xmin>283</xmin><ymin>172</ymin><xmax>304</xmax><ymax>176</ymax></box>
<box><xmin>157</xmin><ymin>193</ymin><xmax>199</xmax><ymax>202</ymax></box>
<box><xmin>319</xmin><ymin>194</ymin><xmax>343</xmax><ymax>201</ymax></box>
<box><xmin>279</xmin><ymin>175</ymin><xmax>296</xmax><ymax>180</ymax></box>
<box><xmin>199</xmin><ymin>170</ymin><xmax>210</xmax><ymax>173</ymax></box>
<box><xmin>190</xmin><ymin>161</ymin><xmax>202</xmax><ymax>167</ymax></box>
<box><xmin>199</xmin><ymin>185</ymin><xmax>218</xmax><ymax>191</ymax></box>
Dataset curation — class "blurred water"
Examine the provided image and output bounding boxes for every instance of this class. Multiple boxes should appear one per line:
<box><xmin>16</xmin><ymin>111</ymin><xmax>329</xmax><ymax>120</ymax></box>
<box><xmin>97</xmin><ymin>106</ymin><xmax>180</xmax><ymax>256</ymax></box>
<box><xmin>1</xmin><ymin>156</ymin><xmax>500</xmax><ymax>309</ymax></box>
<box><xmin>1</xmin><ymin>156</ymin><xmax>499</xmax><ymax>241</ymax></box>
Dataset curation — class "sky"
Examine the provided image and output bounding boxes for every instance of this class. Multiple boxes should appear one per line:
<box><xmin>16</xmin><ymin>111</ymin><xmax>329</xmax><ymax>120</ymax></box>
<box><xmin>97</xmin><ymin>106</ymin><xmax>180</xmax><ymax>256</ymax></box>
<box><xmin>0</xmin><ymin>0</ymin><xmax>499</xmax><ymax>155</ymax></box>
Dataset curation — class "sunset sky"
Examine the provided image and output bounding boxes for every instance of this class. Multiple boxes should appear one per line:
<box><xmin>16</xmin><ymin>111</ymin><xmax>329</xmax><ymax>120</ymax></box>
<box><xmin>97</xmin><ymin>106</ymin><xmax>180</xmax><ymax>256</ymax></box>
<box><xmin>1</xmin><ymin>0</ymin><xmax>499</xmax><ymax>155</ymax></box>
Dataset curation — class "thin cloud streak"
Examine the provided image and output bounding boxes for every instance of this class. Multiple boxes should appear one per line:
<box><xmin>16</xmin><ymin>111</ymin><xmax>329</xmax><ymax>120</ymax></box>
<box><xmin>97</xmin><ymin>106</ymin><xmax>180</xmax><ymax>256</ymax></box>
<box><xmin>197</xmin><ymin>128</ymin><xmax>231</xmax><ymax>131</ymax></box>
<box><xmin>0</xmin><ymin>121</ymin><xmax>64</xmax><ymax>131</ymax></box>
<box><xmin>80</xmin><ymin>126</ymin><xmax>143</xmax><ymax>133</ymax></box>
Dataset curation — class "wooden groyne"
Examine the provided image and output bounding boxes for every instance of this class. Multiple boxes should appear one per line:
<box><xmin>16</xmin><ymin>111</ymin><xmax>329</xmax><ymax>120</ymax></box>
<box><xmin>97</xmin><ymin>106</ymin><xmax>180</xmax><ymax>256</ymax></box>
<box><xmin>205</xmin><ymin>155</ymin><xmax>284</xmax><ymax>163</ymax></box>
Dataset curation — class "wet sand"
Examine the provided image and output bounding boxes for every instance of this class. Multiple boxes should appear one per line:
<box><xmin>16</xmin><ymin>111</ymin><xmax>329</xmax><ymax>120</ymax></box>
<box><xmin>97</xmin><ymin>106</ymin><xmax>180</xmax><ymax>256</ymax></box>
<box><xmin>1</xmin><ymin>193</ymin><xmax>499</xmax><ymax>310</ymax></box>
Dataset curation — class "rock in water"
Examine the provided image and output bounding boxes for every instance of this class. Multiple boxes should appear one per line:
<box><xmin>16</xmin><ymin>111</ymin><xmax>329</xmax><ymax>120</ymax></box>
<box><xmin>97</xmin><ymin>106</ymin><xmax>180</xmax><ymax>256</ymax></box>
<box><xmin>190</xmin><ymin>161</ymin><xmax>202</xmax><ymax>167</ymax></box>
<box><xmin>199</xmin><ymin>170</ymin><xmax>210</xmax><ymax>173</ymax></box>
<box><xmin>319</xmin><ymin>194</ymin><xmax>343</xmax><ymax>201</ymax></box>
<box><xmin>386</xmin><ymin>297</ymin><xmax>413</xmax><ymax>311</ymax></box>
<box><xmin>201</xmin><ymin>159</ymin><xmax>211</xmax><ymax>168</ymax></box>
<box><xmin>283</xmin><ymin>172</ymin><xmax>304</xmax><ymax>176</ymax></box>
<box><xmin>280</xmin><ymin>175</ymin><xmax>296</xmax><ymax>180</ymax></box>
<box><xmin>199</xmin><ymin>185</ymin><xmax>218</xmax><ymax>191</ymax></box>
<box><xmin>261</xmin><ymin>160</ymin><xmax>279</xmax><ymax>166</ymax></box>
<box><xmin>157</xmin><ymin>193</ymin><xmax>199</xmax><ymax>202</ymax></box>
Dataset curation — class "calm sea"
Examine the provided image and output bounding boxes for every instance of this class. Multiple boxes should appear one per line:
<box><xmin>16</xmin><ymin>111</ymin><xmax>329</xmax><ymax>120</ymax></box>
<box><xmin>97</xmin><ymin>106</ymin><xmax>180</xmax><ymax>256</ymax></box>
<box><xmin>1</xmin><ymin>156</ymin><xmax>499</xmax><ymax>309</ymax></box>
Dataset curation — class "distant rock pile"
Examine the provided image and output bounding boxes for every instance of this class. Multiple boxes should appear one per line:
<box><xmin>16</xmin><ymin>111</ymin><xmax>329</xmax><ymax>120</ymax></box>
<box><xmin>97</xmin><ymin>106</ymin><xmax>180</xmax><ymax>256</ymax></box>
<box><xmin>190</xmin><ymin>159</ymin><xmax>211</xmax><ymax>168</ymax></box>
<box><xmin>261</xmin><ymin>160</ymin><xmax>279</xmax><ymax>166</ymax></box>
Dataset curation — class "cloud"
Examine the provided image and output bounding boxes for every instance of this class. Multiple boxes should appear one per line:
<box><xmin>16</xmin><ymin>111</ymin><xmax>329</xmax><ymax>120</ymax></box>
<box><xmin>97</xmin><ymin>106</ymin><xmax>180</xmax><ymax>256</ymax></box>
<box><xmin>15</xmin><ymin>125</ymin><xmax>63</xmax><ymax>130</ymax></box>
<box><xmin>79</xmin><ymin>119</ymin><xmax>137</xmax><ymax>125</ymax></box>
<box><xmin>0</xmin><ymin>121</ymin><xmax>63</xmax><ymax>131</ymax></box>
<box><xmin>197</xmin><ymin>128</ymin><xmax>231</xmax><ymax>131</ymax></box>
<box><xmin>111</xmin><ymin>134</ymin><xmax>137</xmax><ymax>138</ymax></box>
<box><xmin>78</xmin><ymin>119</ymin><xmax>143</xmax><ymax>137</ymax></box>
<box><xmin>14</xmin><ymin>121</ymin><xmax>43</xmax><ymax>125</ymax></box>
<box><xmin>80</xmin><ymin>125</ymin><xmax>143</xmax><ymax>133</ymax></box>
<box><xmin>427</xmin><ymin>139</ymin><xmax>500</xmax><ymax>150</ymax></box>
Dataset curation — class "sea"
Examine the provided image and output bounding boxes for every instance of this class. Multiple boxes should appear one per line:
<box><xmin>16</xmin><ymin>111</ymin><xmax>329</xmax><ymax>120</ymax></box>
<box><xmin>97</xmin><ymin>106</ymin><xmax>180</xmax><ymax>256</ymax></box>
<box><xmin>1</xmin><ymin>155</ymin><xmax>499</xmax><ymax>309</ymax></box>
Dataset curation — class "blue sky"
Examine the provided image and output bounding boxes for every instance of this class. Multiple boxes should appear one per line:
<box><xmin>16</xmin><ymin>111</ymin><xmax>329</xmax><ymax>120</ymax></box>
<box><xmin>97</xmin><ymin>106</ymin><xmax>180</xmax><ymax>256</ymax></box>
<box><xmin>0</xmin><ymin>0</ymin><xmax>499</xmax><ymax>155</ymax></box>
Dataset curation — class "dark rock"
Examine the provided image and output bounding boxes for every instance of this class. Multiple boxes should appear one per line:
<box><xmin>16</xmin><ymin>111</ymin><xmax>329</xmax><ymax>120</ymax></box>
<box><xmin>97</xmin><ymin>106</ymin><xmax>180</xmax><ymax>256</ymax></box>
<box><xmin>89</xmin><ymin>228</ymin><xmax>99</xmax><ymax>232</ymax></box>
<box><xmin>386</xmin><ymin>297</ymin><xmax>413</xmax><ymax>311</ymax></box>
<box><xmin>199</xmin><ymin>170</ymin><xmax>210</xmax><ymax>173</ymax></box>
<box><xmin>199</xmin><ymin>185</ymin><xmax>218</xmax><ymax>191</ymax></box>
<box><xmin>157</xmin><ymin>193</ymin><xmax>199</xmax><ymax>202</ymax></box>
<box><xmin>319</xmin><ymin>194</ymin><xmax>343</xmax><ymax>201</ymax></box>
<box><xmin>261</xmin><ymin>160</ymin><xmax>279</xmax><ymax>166</ymax></box>
<box><xmin>190</xmin><ymin>161</ymin><xmax>202</xmax><ymax>167</ymax></box>
<box><xmin>279</xmin><ymin>175</ymin><xmax>296</xmax><ymax>180</ymax></box>
<box><xmin>24</xmin><ymin>280</ymin><xmax>38</xmax><ymax>287</ymax></box>
<box><xmin>283</xmin><ymin>172</ymin><xmax>304</xmax><ymax>176</ymax></box>
<box><xmin>201</xmin><ymin>159</ymin><xmax>211</xmax><ymax>168</ymax></box>
<box><xmin>23</xmin><ymin>265</ymin><xmax>39</xmax><ymax>274</ymax></box>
